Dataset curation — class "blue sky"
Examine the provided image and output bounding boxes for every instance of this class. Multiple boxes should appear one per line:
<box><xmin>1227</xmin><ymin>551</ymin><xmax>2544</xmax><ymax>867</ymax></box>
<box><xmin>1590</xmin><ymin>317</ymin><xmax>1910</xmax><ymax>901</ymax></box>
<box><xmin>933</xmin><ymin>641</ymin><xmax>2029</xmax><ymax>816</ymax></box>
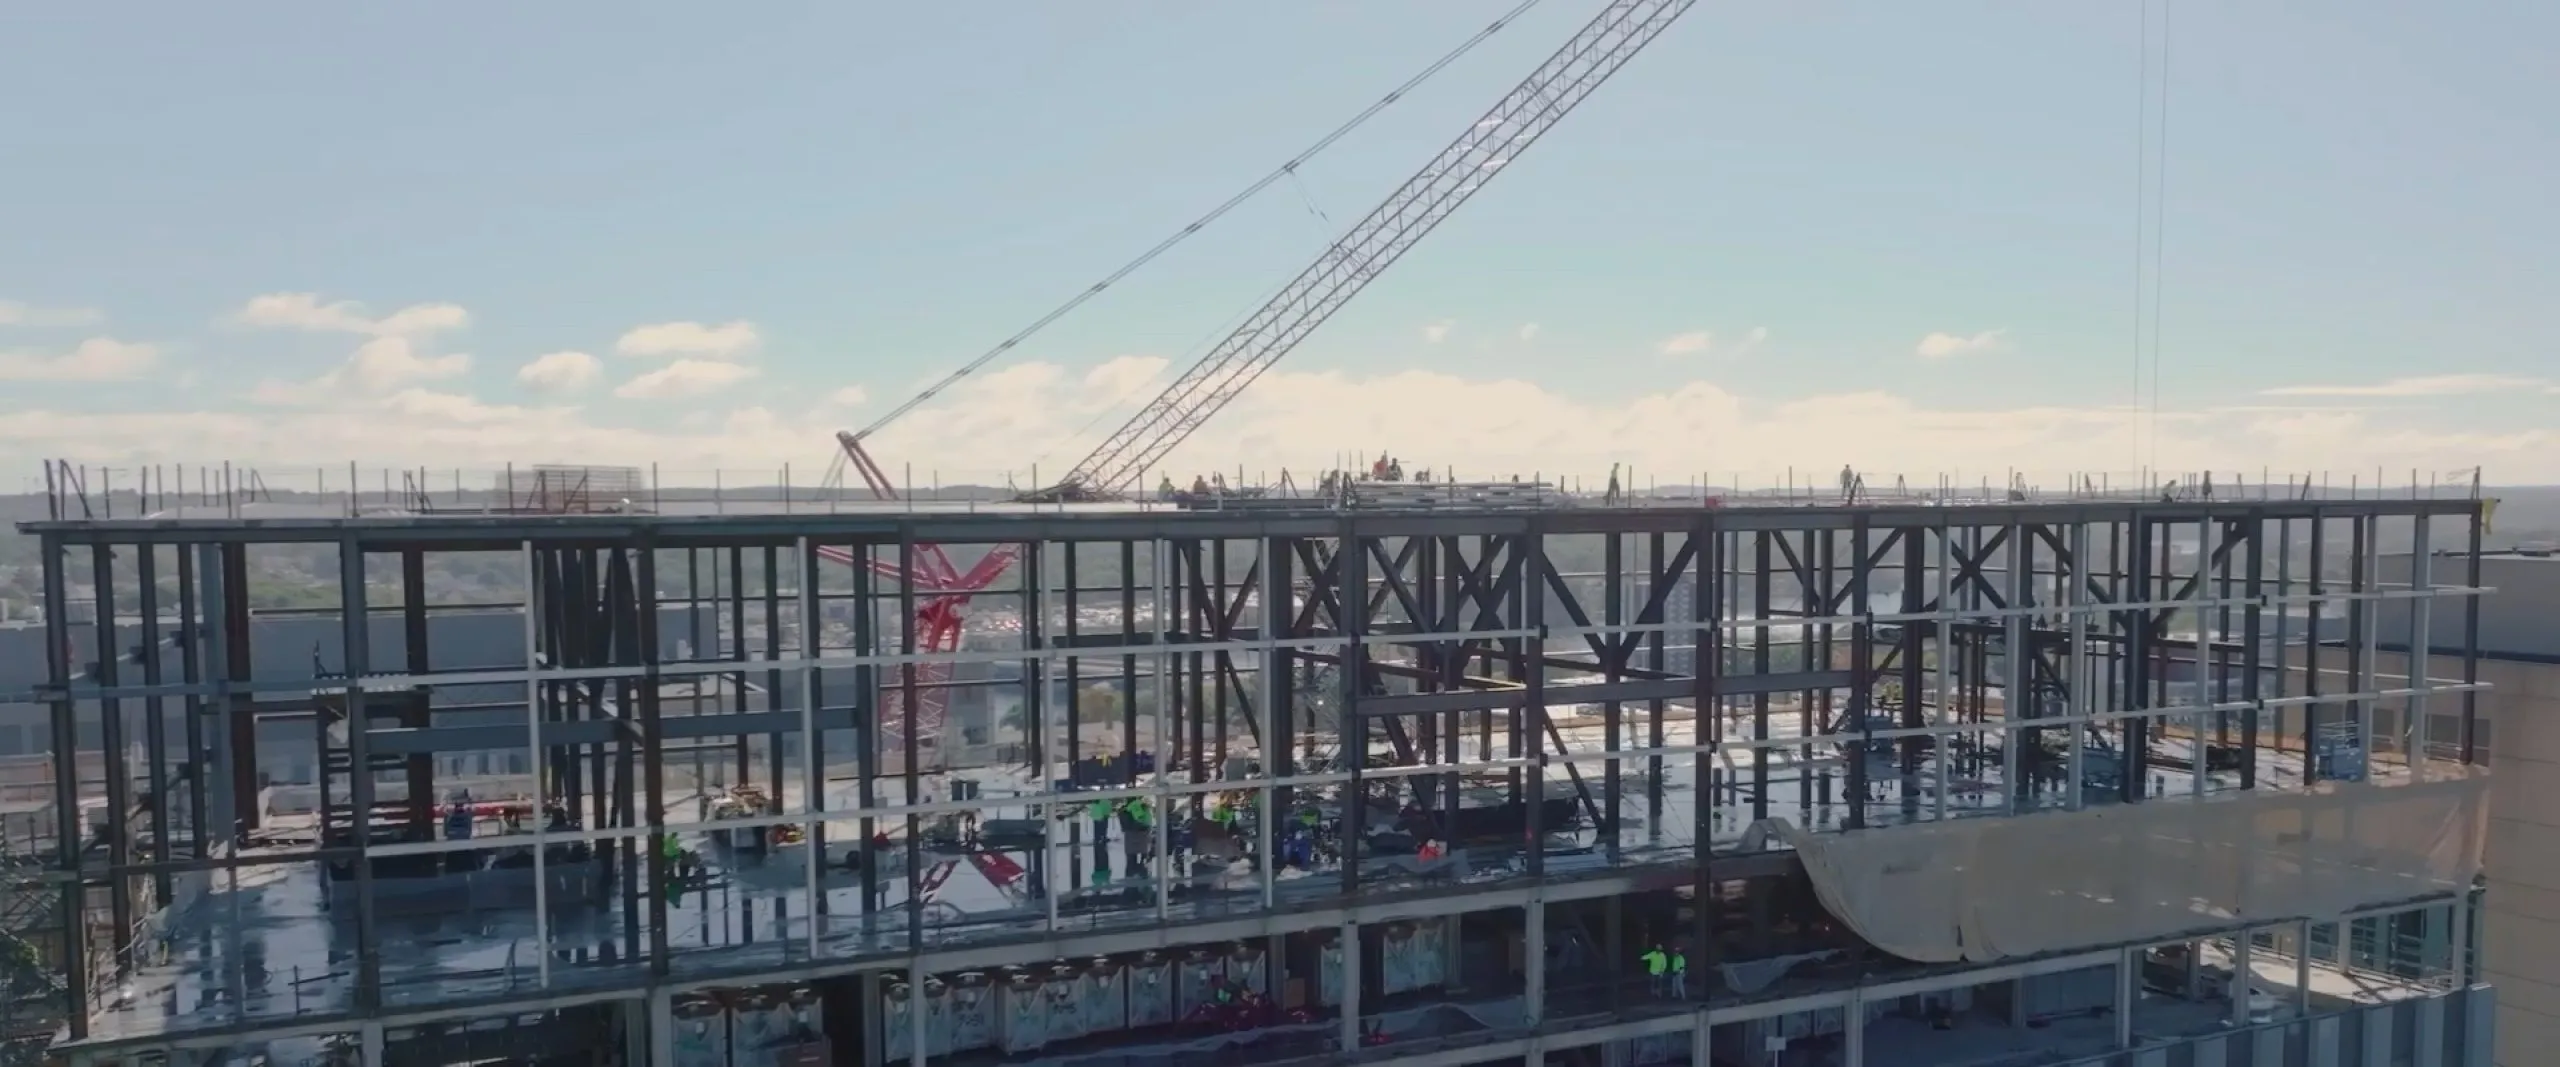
<box><xmin>2</xmin><ymin>1</ymin><xmax>2553</xmax><ymax>487</ymax></box>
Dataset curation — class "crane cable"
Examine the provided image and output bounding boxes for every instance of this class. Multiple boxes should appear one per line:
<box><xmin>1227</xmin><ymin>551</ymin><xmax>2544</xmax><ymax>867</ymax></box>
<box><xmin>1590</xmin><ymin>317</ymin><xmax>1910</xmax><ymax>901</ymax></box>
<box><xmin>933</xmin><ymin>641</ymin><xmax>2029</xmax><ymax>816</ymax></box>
<box><xmin>827</xmin><ymin>0</ymin><xmax>1551</xmax><ymax>487</ymax></box>
<box><xmin>2130</xmin><ymin>0</ymin><xmax>2171</xmax><ymax>477</ymax></box>
<box><xmin>2147</xmin><ymin>0</ymin><xmax>2172</xmax><ymax>475</ymax></box>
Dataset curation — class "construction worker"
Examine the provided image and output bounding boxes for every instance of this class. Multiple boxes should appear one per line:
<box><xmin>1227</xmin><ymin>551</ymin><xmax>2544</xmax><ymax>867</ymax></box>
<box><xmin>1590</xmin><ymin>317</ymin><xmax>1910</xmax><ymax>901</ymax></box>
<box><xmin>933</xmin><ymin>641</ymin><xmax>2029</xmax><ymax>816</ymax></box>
<box><xmin>1640</xmin><ymin>943</ymin><xmax>1669</xmax><ymax>997</ymax></box>
<box><xmin>1669</xmin><ymin>945</ymin><xmax>1688</xmax><ymax>999</ymax></box>
<box><xmin>1124</xmin><ymin>796</ymin><xmax>1154</xmax><ymax>870</ymax></box>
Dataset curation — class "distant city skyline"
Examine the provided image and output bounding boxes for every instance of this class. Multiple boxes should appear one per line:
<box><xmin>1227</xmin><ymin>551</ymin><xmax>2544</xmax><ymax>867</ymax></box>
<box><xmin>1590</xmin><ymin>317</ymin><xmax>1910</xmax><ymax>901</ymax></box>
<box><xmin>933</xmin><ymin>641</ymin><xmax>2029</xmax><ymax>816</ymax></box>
<box><xmin>3</xmin><ymin>2</ymin><xmax>2553</xmax><ymax>482</ymax></box>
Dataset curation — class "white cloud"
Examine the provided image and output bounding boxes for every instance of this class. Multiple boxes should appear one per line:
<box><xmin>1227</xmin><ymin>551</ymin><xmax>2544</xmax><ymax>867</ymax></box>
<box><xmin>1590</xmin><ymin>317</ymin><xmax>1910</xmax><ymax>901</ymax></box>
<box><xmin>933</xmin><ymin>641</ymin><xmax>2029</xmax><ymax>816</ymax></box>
<box><xmin>2260</xmin><ymin>374</ymin><xmax>2544</xmax><ymax>398</ymax></box>
<box><xmin>1657</xmin><ymin>331</ymin><xmax>1712</xmax><ymax>356</ymax></box>
<box><xmin>829</xmin><ymin>385</ymin><xmax>870</xmax><ymax>406</ymax></box>
<box><xmin>517</xmin><ymin>350</ymin><xmax>602</xmax><ymax>392</ymax></box>
<box><xmin>252</xmin><ymin>336</ymin><xmax>471</xmax><ymax>404</ymax></box>
<box><xmin>616</xmin><ymin>358</ymin><xmax>759</xmax><ymax>399</ymax></box>
<box><xmin>233</xmin><ymin>292</ymin><xmax>469</xmax><ymax>337</ymax></box>
<box><xmin>0</xmin><ymin>337</ymin><xmax>158</xmax><ymax>381</ymax></box>
<box><xmin>1915</xmin><ymin>329</ymin><xmax>2008</xmax><ymax>358</ymax></box>
<box><xmin>616</xmin><ymin>320</ymin><xmax>759</xmax><ymax>359</ymax></box>
<box><xmin>1422</xmin><ymin>320</ymin><xmax>1455</xmax><ymax>345</ymax></box>
<box><xmin>0</xmin><ymin>300</ymin><xmax>105</xmax><ymax>328</ymax></box>
<box><xmin>1518</xmin><ymin>323</ymin><xmax>1541</xmax><ymax>342</ymax></box>
<box><xmin>378</xmin><ymin>389</ymin><xmax>557</xmax><ymax>425</ymax></box>
<box><xmin>11</xmin><ymin>359</ymin><xmax>2557</xmax><ymax>485</ymax></box>
<box><xmin>1743</xmin><ymin>326</ymin><xmax>1770</xmax><ymax>346</ymax></box>
<box><xmin>346</xmin><ymin>337</ymin><xmax>469</xmax><ymax>389</ymax></box>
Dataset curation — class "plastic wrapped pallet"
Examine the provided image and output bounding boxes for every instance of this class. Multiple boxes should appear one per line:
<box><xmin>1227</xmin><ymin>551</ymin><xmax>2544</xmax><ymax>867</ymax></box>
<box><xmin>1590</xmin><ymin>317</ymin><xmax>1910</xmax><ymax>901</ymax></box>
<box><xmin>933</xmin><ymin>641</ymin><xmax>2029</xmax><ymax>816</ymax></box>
<box><xmin>728</xmin><ymin>993</ymin><xmax>781</xmax><ymax>1067</ymax></box>
<box><xmin>948</xmin><ymin>975</ymin><xmax>996</xmax><ymax>1053</ymax></box>
<box><xmin>1381</xmin><ymin>923</ymin><xmax>1423</xmax><ymax>995</ymax></box>
<box><xmin>883</xmin><ymin>983</ymin><xmax>916</xmax><ymax>1063</ymax></box>
<box><xmin>672</xmin><ymin>995</ymin><xmax>726</xmax><ymax>1067</ymax></box>
<box><xmin>1177</xmin><ymin>949</ymin><xmax>1227</xmax><ymax>1015</ymax></box>
<box><xmin>1038</xmin><ymin>965</ymin><xmax>1084</xmax><ymax>1043</ymax></box>
<box><xmin>920</xmin><ymin>980</ymin><xmax>955</xmax><ymax>1058</ymax></box>
<box><xmin>1079</xmin><ymin>959</ymin><xmax>1129</xmax><ymax>1036</ymax></box>
<box><xmin>1412</xmin><ymin>918</ymin><xmax>1450</xmax><ymax>990</ymax></box>
<box><xmin>999</xmin><ymin>973</ymin><xmax>1048</xmax><ymax>1054</ymax></box>
<box><xmin>1225</xmin><ymin>945</ymin><xmax>1267</xmax><ymax>996</ymax></box>
<box><xmin>1127</xmin><ymin>954</ymin><xmax>1176</xmax><ymax>1027</ymax></box>
<box><xmin>735</xmin><ymin>989</ymin><xmax>826</xmax><ymax>1067</ymax></box>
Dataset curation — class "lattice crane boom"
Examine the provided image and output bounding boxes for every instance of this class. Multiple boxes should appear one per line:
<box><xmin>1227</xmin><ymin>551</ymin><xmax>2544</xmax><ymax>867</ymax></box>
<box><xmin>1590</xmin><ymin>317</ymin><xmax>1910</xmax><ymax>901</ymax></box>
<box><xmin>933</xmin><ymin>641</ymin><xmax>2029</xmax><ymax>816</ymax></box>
<box><xmin>814</xmin><ymin>0</ymin><xmax>1697</xmax><ymax>760</ymax></box>
<box><xmin>1039</xmin><ymin>0</ymin><xmax>1697</xmax><ymax>500</ymax></box>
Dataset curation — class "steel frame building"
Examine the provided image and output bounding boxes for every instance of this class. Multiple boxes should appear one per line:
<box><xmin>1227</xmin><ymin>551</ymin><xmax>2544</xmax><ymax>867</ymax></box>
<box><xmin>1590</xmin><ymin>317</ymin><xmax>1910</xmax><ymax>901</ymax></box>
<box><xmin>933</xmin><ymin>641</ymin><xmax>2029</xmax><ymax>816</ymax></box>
<box><xmin>18</xmin><ymin>495</ymin><xmax>2499</xmax><ymax>1067</ymax></box>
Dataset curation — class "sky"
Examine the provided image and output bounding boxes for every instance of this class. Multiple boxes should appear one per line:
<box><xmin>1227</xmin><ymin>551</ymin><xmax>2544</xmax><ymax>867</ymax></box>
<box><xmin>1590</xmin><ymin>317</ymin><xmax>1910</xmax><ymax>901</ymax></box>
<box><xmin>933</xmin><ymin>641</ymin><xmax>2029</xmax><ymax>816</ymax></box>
<box><xmin>2</xmin><ymin>1</ymin><xmax>2554</xmax><ymax>493</ymax></box>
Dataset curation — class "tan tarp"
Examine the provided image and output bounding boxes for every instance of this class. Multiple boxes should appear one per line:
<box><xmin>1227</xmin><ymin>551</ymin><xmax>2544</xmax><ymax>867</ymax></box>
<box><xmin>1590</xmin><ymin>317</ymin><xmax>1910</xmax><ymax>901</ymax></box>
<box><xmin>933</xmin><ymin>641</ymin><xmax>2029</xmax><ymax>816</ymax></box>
<box><xmin>1763</xmin><ymin>767</ymin><xmax>2490</xmax><ymax>964</ymax></box>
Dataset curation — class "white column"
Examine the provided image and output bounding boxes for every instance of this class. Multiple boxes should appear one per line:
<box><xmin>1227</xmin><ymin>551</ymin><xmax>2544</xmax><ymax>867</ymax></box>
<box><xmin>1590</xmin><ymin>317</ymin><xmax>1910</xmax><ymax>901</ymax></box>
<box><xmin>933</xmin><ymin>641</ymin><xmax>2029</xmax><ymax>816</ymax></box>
<box><xmin>2296</xmin><ymin>920</ymin><xmax>2314</xmax><ymax>1018</ymax></box>
<box><xmin>649</xmin><ymin>987</ymin><xmax>676</xmax><ymax>1067</ymax></box>
<box><xmin>1524</xmin><ymin>903</ymin><xmax>1546</xmax><ymax>1024</ymax></box>
<box><xmin>2230</xmin><ymin>926</ymin><xmax>2256</xmax><ymax>1027</ymax></box>
<box><xmin>2116</xmin><ymin>946</ymin><xmax>2138</xmax><ymax>1048</ymax></box>
<box><xmin>1843</xmin><ymin>986</ymin><xmax>1866</xmax><ymax>1066</ymax></box>
<box><xmin>909</xmin><ymin>959</ymin><xmax>930</xmax><ymax>1067</ymax></box>
<box><xmin>2450</xmin><ymin>893</ymin><xmax>2474</xmax><ymax>988</ymax></box>
<box><xmin>1339</xmin><ymin>922</ymin><xmax>1362</xmax><ymax>1052</ymax></box>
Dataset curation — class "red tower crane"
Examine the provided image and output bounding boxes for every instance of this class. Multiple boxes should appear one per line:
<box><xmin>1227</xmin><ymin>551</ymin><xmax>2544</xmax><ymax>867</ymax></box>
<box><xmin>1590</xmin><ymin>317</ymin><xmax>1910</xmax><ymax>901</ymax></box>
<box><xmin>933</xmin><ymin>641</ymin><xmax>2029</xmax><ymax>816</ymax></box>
<box><xmin>826</xmin><ymin>0</ymin><xmax>1700</xmax><ymax>761</ymax></box>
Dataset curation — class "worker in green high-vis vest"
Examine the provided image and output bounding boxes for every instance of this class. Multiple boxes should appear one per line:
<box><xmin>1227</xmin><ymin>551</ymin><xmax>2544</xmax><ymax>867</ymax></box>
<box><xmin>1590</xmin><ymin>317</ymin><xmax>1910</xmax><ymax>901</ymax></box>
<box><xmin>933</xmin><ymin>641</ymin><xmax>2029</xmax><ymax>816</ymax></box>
<box><xmin>1640</xmin><ymin>944</ymin><xmax>1668</xmax><ymax>997</ymax></box>
<box><xmin>1124</xmin><ymin>797</ymin><xmax>1153</xmax><ymax>870</ymax></box>
<box><xmin>1087</xmin><ymin>797</ymin><xmax>1113</xmax><ymax>875</ymax></box>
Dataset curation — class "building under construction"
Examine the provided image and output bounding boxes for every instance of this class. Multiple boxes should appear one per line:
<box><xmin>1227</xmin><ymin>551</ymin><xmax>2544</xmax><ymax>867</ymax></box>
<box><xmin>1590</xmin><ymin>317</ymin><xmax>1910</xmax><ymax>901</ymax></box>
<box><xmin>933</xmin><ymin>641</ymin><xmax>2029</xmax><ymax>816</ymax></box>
<box><xmin>11</xmin><ymin>488</ymin><xmax>2503</xmax><ymax>1067</ymax></box>
<box><xmin>5</xmin><ymin>1</ymin><xmax>2514</xmax><ymax>1063</ymax></box>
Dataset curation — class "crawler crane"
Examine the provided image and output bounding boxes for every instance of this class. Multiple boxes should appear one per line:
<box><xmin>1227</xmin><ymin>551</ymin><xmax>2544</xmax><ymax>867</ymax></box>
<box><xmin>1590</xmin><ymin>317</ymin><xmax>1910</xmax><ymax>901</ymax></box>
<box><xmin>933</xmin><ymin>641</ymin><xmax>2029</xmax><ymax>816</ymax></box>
<box><xmin>821</xmin><ymin>0</ymin><xmax>1699</xmax><ymax>757</ymax></box>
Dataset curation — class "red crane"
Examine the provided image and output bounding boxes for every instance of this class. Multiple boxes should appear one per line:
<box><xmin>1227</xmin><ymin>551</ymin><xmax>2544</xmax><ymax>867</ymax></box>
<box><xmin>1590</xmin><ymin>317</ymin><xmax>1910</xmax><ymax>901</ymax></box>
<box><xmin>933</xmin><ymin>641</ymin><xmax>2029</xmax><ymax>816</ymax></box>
<box><xmin>825</xmin><ymin>0</ymin><xmax>1699</xmax><ymax>763</ymax></box>
<box><xmin>813</xmin><ymin>448</ymin><xmax>1019</xmax><ymax>762</ymax></box>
